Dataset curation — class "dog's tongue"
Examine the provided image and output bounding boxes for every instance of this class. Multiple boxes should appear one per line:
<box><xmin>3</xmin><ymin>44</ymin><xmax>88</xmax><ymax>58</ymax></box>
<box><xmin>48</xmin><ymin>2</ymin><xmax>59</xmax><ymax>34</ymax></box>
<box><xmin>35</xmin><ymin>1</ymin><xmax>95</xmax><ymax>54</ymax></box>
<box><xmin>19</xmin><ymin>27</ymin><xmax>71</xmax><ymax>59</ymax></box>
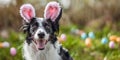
<box><xmin>36</xmin><ymin>40</ymin><xmax>46</xmax><ymax>50</ymax></box>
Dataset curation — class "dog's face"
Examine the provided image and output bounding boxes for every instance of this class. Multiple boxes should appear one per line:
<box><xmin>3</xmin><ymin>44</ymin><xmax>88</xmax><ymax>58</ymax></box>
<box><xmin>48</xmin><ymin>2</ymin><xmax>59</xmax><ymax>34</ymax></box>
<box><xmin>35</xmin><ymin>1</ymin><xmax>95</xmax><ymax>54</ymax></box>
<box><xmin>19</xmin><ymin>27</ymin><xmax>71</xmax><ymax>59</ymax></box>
<box><xmin>29</xmin><ymin>18</ymin><xmax>53</xmax><ymax>50</ymax></box>
<box><xmin>20</xmin><ymin>2</ymin><xmax>62</xmax><ymax>50</ymax></box>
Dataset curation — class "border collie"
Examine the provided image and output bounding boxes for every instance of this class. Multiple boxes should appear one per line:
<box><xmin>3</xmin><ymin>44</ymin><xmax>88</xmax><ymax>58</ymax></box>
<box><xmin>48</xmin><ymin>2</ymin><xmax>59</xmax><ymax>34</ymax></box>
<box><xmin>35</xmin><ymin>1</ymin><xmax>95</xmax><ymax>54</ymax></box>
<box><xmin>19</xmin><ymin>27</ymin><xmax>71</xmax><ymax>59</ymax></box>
<box><xmin>19</xmin><ymin>1</ymin><xmax>73</xmax><ymax>60</ymax></box>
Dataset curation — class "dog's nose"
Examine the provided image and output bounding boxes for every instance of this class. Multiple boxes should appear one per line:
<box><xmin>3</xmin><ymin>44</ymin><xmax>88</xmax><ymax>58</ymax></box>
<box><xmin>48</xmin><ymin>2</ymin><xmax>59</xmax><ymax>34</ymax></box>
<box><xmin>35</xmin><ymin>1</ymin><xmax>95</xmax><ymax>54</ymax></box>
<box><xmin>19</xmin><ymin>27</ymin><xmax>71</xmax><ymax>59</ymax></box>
<box><xmin>38</xmin><ymin>32</ymin><xmax>45</xmax><ymax>38</ymax></box>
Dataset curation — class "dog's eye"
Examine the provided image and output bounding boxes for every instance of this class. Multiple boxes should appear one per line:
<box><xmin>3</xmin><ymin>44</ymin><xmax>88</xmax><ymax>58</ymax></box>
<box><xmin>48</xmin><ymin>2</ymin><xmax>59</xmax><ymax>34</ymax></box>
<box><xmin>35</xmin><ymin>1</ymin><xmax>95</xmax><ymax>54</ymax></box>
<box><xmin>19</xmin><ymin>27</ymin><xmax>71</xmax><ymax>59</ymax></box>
<box><xmin>43</xmin><ymin>22</ymin><xmax>52</xmax><ymax>33</ymax></box>
<box><xmin>45</xmin><ymin>25</ymin><xmax>50</xmax><ymax>29</ymax></box>
<box><xmin>33</xmin><ymin>25</ymin><xmax>37</xmax><ymax>29</ymax></box>
<box><xmin>43</xmin><ymin>23</ymin><xmax>48</xmax><ymax>28</ymax></box>
<box><xmin>32</xmin><ymin>22</ymin><xmax>38</xmax><ymax>30</ymax></box>
<box><xmin>31</xmin><ymin>25</ymin><xmax>37</xmax><ymax>32</ymax></box>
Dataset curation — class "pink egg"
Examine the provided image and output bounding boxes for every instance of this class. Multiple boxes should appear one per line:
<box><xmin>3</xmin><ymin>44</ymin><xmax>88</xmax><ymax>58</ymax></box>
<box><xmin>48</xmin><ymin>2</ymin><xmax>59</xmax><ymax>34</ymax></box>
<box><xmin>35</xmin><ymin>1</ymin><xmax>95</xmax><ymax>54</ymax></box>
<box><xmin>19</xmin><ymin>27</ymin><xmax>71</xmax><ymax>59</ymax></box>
<box><xmin>60</xmin><ymin>34</ymin><xmax>66</xmax><ymax>40</ymax></box>
<box><xmin>0</xmin><ymin>30</ymin><xmax>9</xmax><ymax>39</ymax></box>
<box><xmin>10</xmin><ymin>47</ymin><xmax>17</xmax><ymax>56</ymax></box>
<box><xmin>2</xmin><ymin>41</ymin><xmax>10</xmax><ymax>48</ymax></box>
<box><xmin>109</xmin><ymin>41</ymin><xmax>115</xmax><ymax>49</ymax></box>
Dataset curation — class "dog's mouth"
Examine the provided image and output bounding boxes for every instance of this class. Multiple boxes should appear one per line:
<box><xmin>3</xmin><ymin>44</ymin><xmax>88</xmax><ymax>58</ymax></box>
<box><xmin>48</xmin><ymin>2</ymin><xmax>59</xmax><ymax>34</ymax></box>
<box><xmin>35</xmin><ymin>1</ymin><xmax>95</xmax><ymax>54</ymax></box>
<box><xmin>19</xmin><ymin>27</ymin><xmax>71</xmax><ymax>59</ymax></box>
<box><xmin>34</xmin><ymin>39</ymin><xmax>47</xmax><ymax>50</ymax></box>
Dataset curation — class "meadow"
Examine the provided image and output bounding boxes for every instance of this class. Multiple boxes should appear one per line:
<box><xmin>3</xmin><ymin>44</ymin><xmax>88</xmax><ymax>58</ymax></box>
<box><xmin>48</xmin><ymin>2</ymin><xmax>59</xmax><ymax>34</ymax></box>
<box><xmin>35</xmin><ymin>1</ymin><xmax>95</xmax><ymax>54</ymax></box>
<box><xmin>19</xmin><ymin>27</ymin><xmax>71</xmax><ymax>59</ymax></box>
<box><xmin>0</xmin><ymin>25</ymin><xmax>120</xmax><ymax>60</ymax></box>
<box><xmin>1</xmin><ymin>0</ymin><xmax>120</xmax><ymax>60</ymax></box>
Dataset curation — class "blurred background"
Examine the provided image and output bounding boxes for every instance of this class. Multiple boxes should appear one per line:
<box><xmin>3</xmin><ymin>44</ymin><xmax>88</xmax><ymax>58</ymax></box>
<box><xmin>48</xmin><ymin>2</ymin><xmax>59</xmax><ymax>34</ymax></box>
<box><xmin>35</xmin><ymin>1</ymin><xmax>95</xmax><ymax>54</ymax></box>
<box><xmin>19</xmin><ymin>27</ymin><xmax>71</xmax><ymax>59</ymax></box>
<box><xmin>1</xmin><ymin>0</ymin><xmax>120</xmax><ymax>60</ymax></box>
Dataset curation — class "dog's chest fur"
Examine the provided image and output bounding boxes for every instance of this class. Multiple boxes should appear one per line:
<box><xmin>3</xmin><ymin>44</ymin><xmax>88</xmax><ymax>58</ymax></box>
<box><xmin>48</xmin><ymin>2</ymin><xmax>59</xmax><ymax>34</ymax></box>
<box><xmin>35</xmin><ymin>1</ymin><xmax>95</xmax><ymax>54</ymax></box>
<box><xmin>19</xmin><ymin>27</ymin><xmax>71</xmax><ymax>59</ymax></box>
<box><xmin>23</xmin><ymin>41</ymin><xmax>62</xmax><ymax>60</ymax></box>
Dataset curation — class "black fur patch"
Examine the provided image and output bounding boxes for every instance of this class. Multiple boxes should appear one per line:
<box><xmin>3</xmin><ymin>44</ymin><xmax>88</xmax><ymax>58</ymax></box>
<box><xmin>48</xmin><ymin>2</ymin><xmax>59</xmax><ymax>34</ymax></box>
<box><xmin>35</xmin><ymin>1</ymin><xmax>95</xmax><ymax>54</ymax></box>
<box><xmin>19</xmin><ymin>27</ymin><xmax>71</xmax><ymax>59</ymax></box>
<box><xmin>22</xmin><ymin>17</ymin><xmax>60</xmax><ymax>45</ymax></box>
<box><xmin>22</xmin><ymin>18</ymin><xmax>37</xmax><ymax>44</ymax></box>
<box><xmin>22</xmin><ymin>9</ymin><xmax>62</xmax><ymax>45</ymax></box>
<box><xmin>42</xmin><ymin>20</ymin><xmax>53</xmax><ymax>34</ymax></box>
<box><xmin>43</xmin><ymin>20</ymin><xmax>57</xmax><ymax>44</ymax></box>
<box><xmin>59</xmin><ymin>47</ymin><xmax>73</xmax><ymax>60</ymax></box>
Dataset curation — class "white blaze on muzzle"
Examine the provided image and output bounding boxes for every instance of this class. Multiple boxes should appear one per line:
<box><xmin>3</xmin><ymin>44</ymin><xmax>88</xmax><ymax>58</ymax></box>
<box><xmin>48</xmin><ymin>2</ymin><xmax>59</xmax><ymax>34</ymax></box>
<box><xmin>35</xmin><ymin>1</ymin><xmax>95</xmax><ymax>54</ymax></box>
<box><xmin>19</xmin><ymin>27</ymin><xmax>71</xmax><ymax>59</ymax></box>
<box><xmin>33</xmin><ymin>27</ymin><xmax>50</xmax><ymax>50</ymax></box>
<box><xmin>34</xmin><ymin>27</ymin><xmax>49</xmax><ymax>40</ymax></box>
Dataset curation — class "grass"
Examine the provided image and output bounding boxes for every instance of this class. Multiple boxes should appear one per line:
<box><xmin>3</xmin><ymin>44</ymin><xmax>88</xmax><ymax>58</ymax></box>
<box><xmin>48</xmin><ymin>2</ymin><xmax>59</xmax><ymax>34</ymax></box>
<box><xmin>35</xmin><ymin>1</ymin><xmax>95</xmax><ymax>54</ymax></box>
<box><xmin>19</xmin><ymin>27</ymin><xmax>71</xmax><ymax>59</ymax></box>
<box><xmin>0</xmin><ymin>26</ymin><xmax>120</xmax><ymax>60</ymax></box>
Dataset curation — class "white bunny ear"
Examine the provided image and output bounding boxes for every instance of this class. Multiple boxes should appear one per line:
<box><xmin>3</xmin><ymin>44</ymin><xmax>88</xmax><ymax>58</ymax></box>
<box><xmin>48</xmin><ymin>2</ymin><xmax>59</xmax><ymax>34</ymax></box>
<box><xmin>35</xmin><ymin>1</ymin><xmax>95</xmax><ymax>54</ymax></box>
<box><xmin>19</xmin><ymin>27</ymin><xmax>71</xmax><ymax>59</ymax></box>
<box><xmin>20</xmin><ymin>4</ymin><xmax>35</xmax><ymax>23</ymax></box>
<box><xmin>44</xmin><ymin>2</ymin><xmax>62</xmax><ymax>22</ymax></box>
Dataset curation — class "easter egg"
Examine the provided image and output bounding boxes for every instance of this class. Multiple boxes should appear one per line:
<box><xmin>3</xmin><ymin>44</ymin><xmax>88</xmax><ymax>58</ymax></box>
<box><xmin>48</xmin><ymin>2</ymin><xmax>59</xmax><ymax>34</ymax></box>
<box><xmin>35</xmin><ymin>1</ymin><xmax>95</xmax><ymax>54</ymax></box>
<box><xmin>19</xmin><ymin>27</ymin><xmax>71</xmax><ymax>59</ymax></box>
<box><xmin>60</xmin><ymin>34</ymin><xmax>66</xmax><ymax>40</ymax></box>
<box><xmin>116</xmin><ymin>37</ymin><xmax>120</xmax><ymax>43</ymax></box>
<box><xmin>70</xmin><ymin>28</ymin><xmax>76</xmax><ymax>34</ymax></box>
<box><xmin>109</xmin><ymin>35</ymin><xmax>117</xmax><ymax>41</ymax></box>
<box><xmin>80</xmin><ymin>30</ymin><xmax>84</xmax><ymax>35</ymax></box>
<box><xmin>81</xmin><ymin>33</ymin><xmax>87</xmax><ymax>40</ymax></box>
<box><xmin>0</xmin><ymin>30</ymin><xmax>9</xmax><ymax>39</ymax></box>
<box><xmin>77</xmin><ymin>30</ymin><xmax>84</xmax><ymax>35</ymax></box>
<box><xmin>57</xmin><ymin>37</ymin><xmax>64</xmax><ymax>43</ymax></box>
<box><xmin>10</xmin><ymin>47</ymin><xmax>17</xmax><ymax>56</ymax></box>
<box><xmin>71</xmin><ymin>28</ymin><xmax>84</xmax><ymax>35</ymax></box>
<box><xmin>0</xmin><ymin>43</ymin><xmax>3</xmax><ymax>48</ymax></box>
<box><xmin>58</xmin><ymin>37</ymin><xmax>64</xmax><ymax>43</ymax></box>
<box><xmin>109</xmin><ymin>41</ymin><xmax>115</xmax><ymax>49</ymax></box>
<box><xmin>75</xmin><ymin>29</ymin><xmax>81</xmax><ymax>35</ymax></box>
<box><xmin>57</xmin><ymin>37</ymin><xmax>61</xmax><ymax>42</ymax></box>
<box><xmin>85</xmin><ymin>38</ymin><xmax>92</xmax><ymax>47</ymax></box>
<box><xmin>71</xmin><ymin>28</ymin><xmax>79</xmax><ymax>35</ymax></box>
<box><xmin>58</xmin><ymin>34</ymin><xmax>67</xmax><ymax>43</ymax></box>
<box><xmin>101</xmin><ymin>37</ymin><xmax>108</xmax><ymax>44</ymax></box>
<box><xmin>88</xmin><ymin>32</ymin><xmax>95</xmax><ymax>39</ymax></box>
<box><xmin>2</xmin><ymin>41</ymin><xmax>10</xmax><ymax>48</ymax></box>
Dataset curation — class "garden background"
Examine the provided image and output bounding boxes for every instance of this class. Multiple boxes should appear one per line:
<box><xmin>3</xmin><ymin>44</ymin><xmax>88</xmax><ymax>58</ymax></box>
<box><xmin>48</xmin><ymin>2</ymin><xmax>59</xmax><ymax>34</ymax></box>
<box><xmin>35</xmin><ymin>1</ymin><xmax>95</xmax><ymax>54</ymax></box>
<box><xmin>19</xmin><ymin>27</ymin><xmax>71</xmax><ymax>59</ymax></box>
<box><xmin>0</xmin><ymin>0</ymin><xmax>120</xmax><ymax>60</ymax></box>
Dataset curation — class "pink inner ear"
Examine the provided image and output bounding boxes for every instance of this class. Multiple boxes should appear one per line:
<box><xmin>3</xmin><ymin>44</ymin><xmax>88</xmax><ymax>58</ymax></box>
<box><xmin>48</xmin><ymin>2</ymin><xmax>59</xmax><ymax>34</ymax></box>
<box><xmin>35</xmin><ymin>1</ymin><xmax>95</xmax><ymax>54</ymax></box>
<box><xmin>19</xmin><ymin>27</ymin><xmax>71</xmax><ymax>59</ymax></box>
<box><xmin>22</xmin><ymin>7</ymin><xmax>33</xmax><ymax>20</ymax></box>
<box><xmin>20</xmin><ymin>4</ymin><xmax>35</xmax><ymax>22</ymax></box>
<box><xmin>44</xmin><ymin>2</ymin><xmax>61</xmax><ymax>22</ymax></box>
<box><xmin>49</xmin><ymin>6</ymin><xmax>58</xmax><ymax>20</ymax></box>
<box><xmin>49</xmin><ymin>6</ymin><xmax>56</xmax><ymax>16</ymax></box>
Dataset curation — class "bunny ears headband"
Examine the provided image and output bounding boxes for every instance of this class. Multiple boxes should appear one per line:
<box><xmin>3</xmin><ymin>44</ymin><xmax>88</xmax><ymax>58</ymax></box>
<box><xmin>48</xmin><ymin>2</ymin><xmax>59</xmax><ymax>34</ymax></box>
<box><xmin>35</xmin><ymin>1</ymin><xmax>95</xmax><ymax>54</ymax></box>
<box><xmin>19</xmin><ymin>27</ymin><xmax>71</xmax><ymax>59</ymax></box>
<box><xmin>20</xmin><ymin>1</ymin><xmax>62</xmax><ymax>23</ymax></box>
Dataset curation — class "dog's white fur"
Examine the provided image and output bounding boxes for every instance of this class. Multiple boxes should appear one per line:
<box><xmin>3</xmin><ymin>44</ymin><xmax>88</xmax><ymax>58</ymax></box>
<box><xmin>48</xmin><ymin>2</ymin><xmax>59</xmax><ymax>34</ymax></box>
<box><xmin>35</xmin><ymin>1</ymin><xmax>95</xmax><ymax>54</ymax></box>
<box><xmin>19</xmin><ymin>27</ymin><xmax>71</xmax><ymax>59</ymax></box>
<box><xmin>33</xmin><ymin>18</ymin><xmax>50</xmax><ymax>41</ymax></box>
<box><xmin>20</xmin><ymin>2</ymin><xmax>69</xmax><ymax>60</ymax></box>
<box><xmin>23</xmin><ymin>41</ymin><xmax>62</xmax><ymax>60</ymax></box>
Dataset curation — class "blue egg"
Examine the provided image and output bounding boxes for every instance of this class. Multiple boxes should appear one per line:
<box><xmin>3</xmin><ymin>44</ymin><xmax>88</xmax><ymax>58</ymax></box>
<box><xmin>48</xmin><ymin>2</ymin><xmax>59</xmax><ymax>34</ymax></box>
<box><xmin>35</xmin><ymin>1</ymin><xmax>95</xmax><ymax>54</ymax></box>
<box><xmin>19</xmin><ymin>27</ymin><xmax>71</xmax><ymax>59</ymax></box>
<box><xmin>101</xmin><ymin>37</ymin><xmax>108</xmax><ymax>44</ymax></box>
<box><xmin>81</xmin><ymin>33</ymin><xmax>87</xmax><ymax>40</ymax></box>
<box><xmin>70</xmin><ymin>28</ymin><xmax>77</xmax><ymax>34</ymax></box>
<box><xmin>88</xmin><ymin>32</ymin><xmax>95</xmax><ymax>39</ymax></box>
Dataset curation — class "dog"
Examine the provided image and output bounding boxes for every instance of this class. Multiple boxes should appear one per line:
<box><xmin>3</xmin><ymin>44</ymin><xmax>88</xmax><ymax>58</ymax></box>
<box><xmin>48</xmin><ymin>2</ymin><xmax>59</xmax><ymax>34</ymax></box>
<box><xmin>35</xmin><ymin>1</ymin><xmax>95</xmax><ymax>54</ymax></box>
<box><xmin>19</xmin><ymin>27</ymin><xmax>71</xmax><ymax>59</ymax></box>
<box><xmin>19</xmin><ymin>1</ymin><xmax>73</xmax><ymax>60</ymax></box>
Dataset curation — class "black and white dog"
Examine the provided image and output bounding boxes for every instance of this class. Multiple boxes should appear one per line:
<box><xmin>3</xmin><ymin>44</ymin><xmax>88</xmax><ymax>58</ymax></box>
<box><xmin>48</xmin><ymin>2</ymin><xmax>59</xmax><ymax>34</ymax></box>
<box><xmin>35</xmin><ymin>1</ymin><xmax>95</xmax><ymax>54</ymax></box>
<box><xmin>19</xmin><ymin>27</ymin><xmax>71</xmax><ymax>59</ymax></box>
<box><xmin>19</xmin><ymin>1</ymin><xmax>73</xmax><ymax>60</ymax></box>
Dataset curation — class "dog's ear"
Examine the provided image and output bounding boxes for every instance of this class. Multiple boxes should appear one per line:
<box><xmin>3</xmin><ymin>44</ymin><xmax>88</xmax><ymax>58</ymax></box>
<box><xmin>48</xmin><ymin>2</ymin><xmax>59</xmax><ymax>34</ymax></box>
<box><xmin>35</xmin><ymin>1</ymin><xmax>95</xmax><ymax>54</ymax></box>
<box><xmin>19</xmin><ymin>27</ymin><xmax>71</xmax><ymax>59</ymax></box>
<box><xmin>20</xmin><ymin>4</ymin><xmax>36</xmax><ymax>23</ymax></box>
<box><xmin>44</xmin><ymin>2</ymin><xmax>62</xmax><ymax>23</ymax></box>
